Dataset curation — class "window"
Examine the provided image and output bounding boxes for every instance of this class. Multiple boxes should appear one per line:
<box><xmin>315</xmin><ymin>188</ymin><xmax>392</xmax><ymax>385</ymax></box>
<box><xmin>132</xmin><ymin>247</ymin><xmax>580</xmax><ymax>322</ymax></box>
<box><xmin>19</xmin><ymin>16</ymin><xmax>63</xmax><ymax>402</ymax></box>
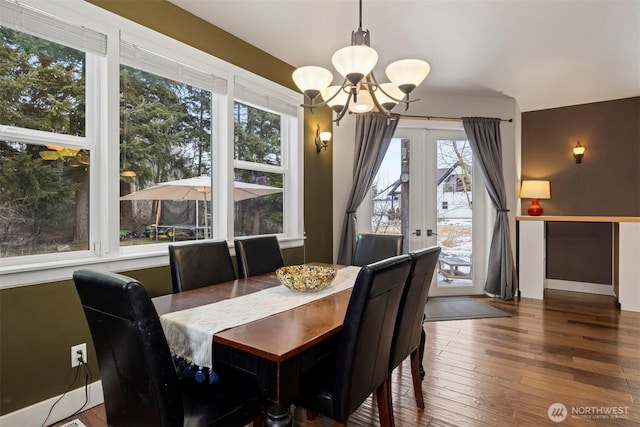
<box><xmin>443</xmin><ymin>174</ymin><xmax>471</xmax><ymax>193</ymax></box>
<box><xmin>0</xmin><ymin>1</ymin><xmax>104</xmax><ymax>259</ymax></box>
<box><xmin>233</xmin><ymin>79</ymin><xmax>299</xmax><ymax>237</ymax></box>
<box><xmin>233</xmin><ymin>102</ymin><xmax>284</xmax><ymax>236</ymax></box>
<box><xmin>367</xmin><ymin>138</ymin><xmax>403</xmax><ymax>234</ymax></box>
<box><xmin>0</xmin><ymin>28</ymin><xmax>86</xmax><ymax>136</ymax></box>
<box><xmin>0</xmin><ymin>0</ymin><xmax>303</xmax><ymax>286</ymax></box>
<box><xmin>0</xmin><ymin>140</ymin><xmax>90</xmax><ymax>257</ymax></box>
<box><xmin>0</xmin><ymin>1</ymin><xmax>303</xmax><ymax>285</ymax></box>
<box><xmin>119</xmin><ymin>59</ymin><xmax>214</xmax><ymax>246</ymax></box>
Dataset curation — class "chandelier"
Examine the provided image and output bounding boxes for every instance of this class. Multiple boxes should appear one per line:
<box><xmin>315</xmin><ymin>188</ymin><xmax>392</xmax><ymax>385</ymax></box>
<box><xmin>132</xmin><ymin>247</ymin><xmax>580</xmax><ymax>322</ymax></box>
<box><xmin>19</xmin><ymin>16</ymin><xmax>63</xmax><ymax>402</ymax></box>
<box><xmin>292</xmin><ymin>0</ymin><xmax>430</xmax><ymax>124</ymax></box>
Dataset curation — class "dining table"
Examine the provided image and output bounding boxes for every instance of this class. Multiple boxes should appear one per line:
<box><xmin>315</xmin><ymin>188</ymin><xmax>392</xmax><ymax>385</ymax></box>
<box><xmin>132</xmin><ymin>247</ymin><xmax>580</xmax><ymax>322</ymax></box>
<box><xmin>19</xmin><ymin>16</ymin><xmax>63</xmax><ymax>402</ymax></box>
<box><xmin>152</xmin><ymin>263</ymin><xmax>359</xmax><ymax>427</ymax></box>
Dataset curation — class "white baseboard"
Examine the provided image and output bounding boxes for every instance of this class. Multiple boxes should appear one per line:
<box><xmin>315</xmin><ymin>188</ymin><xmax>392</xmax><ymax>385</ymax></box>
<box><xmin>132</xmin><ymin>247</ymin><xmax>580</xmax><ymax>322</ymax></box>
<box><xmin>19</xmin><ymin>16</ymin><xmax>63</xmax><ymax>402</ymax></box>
<box><xmin>546</xmin><ymin>279</ymin><xmax>616</xmax><ymax>297</ymax></box>
<box><xmin>0</xmin><ymin>381</ymin><xmax>103</xmax><ymax>427</ymax></box>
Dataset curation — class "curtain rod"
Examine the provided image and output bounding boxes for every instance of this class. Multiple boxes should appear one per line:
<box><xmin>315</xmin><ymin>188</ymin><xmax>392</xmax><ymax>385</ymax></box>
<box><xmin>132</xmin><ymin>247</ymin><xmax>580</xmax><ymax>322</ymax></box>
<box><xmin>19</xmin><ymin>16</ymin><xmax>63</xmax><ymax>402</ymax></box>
<box><xmin>398</xmin><ymin>114</ymin><xmax>513</xmax><ymax>123</ymax></box>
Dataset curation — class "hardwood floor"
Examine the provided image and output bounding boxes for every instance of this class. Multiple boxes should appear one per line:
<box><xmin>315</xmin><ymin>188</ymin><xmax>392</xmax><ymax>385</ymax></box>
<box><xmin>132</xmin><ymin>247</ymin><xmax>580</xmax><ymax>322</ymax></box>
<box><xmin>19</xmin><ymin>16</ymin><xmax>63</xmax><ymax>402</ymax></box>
<box><xmin>54</xmin><ymin>289</ymin><xmax>640</xmax><ymax>426</ymax></box>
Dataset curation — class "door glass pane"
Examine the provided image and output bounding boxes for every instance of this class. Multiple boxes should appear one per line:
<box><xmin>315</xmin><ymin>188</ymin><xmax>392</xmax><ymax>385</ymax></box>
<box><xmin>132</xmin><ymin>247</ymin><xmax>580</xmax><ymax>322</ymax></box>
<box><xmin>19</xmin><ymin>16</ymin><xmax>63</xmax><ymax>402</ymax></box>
<box><xmin>436</xmin><ymin>139</ymin><xmax>473</xmax><ymax>285</ymax></box>
<box><xmin>370</xmin><ymin>138</ymin><xmax>404</xmax><ymax>234</ymax></box>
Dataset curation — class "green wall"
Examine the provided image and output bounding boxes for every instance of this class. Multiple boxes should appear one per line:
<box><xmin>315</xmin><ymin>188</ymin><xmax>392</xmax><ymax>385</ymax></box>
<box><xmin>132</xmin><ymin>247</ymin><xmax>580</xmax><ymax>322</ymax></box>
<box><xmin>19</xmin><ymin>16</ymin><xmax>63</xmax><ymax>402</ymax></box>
<box><xmin>0</xmin><ymin>0</ymin><xmax>332</xmax><ymax>416</ymax></box>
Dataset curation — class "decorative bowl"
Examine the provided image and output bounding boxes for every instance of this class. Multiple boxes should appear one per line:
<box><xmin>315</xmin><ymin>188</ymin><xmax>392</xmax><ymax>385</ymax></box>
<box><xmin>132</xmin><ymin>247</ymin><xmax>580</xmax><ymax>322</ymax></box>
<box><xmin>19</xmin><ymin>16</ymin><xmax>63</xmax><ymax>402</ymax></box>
<box><xmin>276</xmin><ymin>265</ymin><xmax>337</xmax><ymax>292</ymax></box>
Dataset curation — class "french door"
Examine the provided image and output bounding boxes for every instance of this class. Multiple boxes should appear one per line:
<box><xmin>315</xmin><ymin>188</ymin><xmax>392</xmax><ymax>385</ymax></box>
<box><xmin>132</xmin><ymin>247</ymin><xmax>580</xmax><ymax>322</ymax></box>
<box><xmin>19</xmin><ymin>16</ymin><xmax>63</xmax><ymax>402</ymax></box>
<box><xmin>393</xmin><ymin>126</ymin><xmax>488</xmax><ymax>296</ymax></box>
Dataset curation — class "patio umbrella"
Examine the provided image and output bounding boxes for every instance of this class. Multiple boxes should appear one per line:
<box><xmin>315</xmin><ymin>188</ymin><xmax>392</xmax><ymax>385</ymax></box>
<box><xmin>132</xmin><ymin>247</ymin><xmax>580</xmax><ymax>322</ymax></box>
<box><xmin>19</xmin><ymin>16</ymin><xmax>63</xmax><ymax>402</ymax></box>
<box><xmin>119</xmin><ymin>176</ymin><xmax>283</xmax><ymax>202</ymax></box>
<box><xmin>120</xmin><ymin>176</ymin><xmax>283</xmax><ymax>238</ymax></box>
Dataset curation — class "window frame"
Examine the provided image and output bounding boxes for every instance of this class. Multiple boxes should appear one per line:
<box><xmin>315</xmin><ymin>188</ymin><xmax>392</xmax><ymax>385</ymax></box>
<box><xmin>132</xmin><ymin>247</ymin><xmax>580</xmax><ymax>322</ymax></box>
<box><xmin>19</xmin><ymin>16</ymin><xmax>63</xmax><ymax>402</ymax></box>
<box><xmin>0</xmin><ymin>17</ymin><xmax>103</xmax><ymax>268</ymax></box>
<box><xmin>231</xmin><ymin>97</ymin><xmax>297</xmax><ymax>239</ymax></box>
<box><xmin>0</xmin><ymin>0</ymin><xmax>304</xmax><ymax>289</ymax></box>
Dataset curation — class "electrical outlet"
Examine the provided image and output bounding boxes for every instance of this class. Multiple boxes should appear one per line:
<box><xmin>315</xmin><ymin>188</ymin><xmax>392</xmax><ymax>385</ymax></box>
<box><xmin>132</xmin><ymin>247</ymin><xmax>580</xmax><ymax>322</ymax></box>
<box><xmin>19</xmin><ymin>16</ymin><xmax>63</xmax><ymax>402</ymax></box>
<box><xmin>71</xmin><ymin>343</ymin><xmax>87</xmax><ymax>367</ymax></box>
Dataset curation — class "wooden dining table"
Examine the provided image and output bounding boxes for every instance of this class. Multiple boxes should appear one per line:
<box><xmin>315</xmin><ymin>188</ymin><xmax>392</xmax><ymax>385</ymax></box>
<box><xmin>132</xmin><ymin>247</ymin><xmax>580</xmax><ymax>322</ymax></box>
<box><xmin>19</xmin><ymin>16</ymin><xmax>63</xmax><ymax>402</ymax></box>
<box><xmin>152</xmin><ymin>264</ymin><xmax>353</xmax><ymax>427</ymax></box>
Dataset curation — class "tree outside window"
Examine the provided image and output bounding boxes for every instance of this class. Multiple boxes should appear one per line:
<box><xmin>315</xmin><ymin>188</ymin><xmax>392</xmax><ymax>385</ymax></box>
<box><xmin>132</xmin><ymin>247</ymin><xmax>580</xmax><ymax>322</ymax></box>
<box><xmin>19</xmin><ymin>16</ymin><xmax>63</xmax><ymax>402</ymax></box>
<box><xmin>233</xmin><ymin>101</ymin><xmax>284</xmax><ymax>236</ymax></box>
<box><xmin>119</xmin><ymin>65</ymin><xmax>213</xmax><ymax>244</ymax></box>
<box><xmin>0</xmin><ymin>27</ymin><xmax>90</xmax><ymax>257</ymax></box>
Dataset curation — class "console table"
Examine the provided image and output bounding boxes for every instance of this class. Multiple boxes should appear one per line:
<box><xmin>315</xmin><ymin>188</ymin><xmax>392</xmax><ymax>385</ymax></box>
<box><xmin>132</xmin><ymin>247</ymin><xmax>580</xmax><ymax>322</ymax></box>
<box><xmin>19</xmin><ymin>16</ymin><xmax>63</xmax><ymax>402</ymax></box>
<box><xmin>517</xmin><ymin>216</ymin><xmax>640</xmax><ymax>312</ymax></box>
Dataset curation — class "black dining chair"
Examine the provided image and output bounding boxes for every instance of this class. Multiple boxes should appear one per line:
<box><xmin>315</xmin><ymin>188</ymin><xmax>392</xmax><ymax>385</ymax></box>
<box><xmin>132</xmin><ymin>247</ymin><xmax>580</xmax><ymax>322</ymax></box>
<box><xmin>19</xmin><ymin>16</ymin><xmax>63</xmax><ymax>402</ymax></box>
<box><xmin>295</xmin><ymin>254</ymin><xmax>414</xmax><ymax>427</ymax></box>
<box><xmin>381</xmin><ymin>246</ymin><xmax>441</xmax><ymax>426</ymax></box>
<box><xmin>73</xmin><ymin>269</ymin><xmax>263</xmax><ymax>427</ymax></box>
<box><xmin>352</xmin><ymin>233</ymin><xmax>404</xmax><ymax>266</ymax></box>
<box><xmin>234</xmin><ymin>235</ymin><xmax>285</xmax><ymax>278</ymax></box>
<box><xmin>169</xmin><ymin>240</ymin><xmax>236</xmax><ymax>293</ymax></box>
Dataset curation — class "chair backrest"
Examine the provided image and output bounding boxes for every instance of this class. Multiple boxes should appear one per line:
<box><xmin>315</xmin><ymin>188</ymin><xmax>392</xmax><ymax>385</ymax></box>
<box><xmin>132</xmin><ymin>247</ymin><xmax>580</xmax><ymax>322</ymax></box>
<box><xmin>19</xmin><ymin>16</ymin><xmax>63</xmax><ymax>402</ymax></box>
<box><xmin>389</xmin><ymin>246</ymin><xmax>441</xmax><ymax>371</ymax></box>
<box><xmin>332</xmin><ymin>254</ymin><xmax>413</xmax><ymax>423</ymax></box>
<box><xmin>169</xmin><ymin>240</ymin><xmax>236</xmax><ymax>293</ymax></box>
<box><xmin>73</xmin><ymin>269</ymin><xmax>183</xmax><ymax>427</ymax></box>
<box><xmin>352</xmin><ymin>233</ymin><xmax>404</xmax><ymax>266</ymax></box>
<box><xmin>234</xmin><ymin>235</ymin><xmax>285</xmax><ymax>278</ymax></box>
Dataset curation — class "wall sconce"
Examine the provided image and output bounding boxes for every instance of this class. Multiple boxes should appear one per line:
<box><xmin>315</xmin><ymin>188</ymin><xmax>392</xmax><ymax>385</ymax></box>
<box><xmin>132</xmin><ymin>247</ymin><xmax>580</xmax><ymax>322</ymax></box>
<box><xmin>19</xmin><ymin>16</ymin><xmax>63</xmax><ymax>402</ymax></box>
<box><xmin>573</xmin><ymin>141</ymin><xmax>585</xmax><ymax>163</ymax></box>
<box><xmin>520</xmin><ymin>180</ymin><xmax>551</xmax><ymax>216</ymax></box>
<box><xmin>315</xmin><ymin>125</ymin><xmax>331</xmax><ymax>153</ymax></box>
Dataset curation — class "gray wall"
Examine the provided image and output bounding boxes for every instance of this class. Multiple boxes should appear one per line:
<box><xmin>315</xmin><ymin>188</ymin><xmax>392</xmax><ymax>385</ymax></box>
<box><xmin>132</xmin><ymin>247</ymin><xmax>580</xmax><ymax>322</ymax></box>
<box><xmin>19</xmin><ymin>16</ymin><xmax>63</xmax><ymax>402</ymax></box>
<box><xmin>521</xmin><ymin>97</ymin><xmax>640</xmax><ymax>216</ymax></box>
<box><xmin>521</xmin><ymin>97</ymin><xmax>639</xmax><ymax>285</ymax></box>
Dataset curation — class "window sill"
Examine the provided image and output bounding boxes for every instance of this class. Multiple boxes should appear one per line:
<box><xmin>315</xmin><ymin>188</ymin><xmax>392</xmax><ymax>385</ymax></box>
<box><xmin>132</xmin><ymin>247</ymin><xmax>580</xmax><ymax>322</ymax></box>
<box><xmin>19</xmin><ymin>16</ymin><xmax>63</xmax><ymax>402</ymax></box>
<box><xmin>0</xmin><ymin>237</ymin><xmax>304</xmax><ymax>289</ymax></box>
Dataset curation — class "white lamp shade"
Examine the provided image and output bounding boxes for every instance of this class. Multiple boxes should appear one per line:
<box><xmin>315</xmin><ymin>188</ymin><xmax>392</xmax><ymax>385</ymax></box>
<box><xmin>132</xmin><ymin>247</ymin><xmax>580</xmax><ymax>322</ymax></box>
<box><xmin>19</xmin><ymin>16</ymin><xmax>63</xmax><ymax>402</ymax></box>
<box><xmin>319</xmin><ymin>131</ymin><xmax>332</xmax><ymax>142</ymax></box>
<box><xmin>573</xmin><ymin>145</ymin><xmax>585</xmax><ymax>155</ymax></box>
<box><xmin>376</xmin><ymin>82</ymin><xmax>405</xmax><ymax>109</ymax></box>
<box><xmin>321</xmin><ymin>85</ymin><xmax>350</xmax><ymax>108</ymax></box>
<box><xmin>520</xmin><ymin>180</ymin><xmax>551</xmax><ymax>199</ymax></box>
<box><xmin>385</xmin><ymin>59</ymin><xmax>430</xmax><ymax>93</ymax></box>
<box><xmin>331</xmin><ymin>45</ymin><xmax>378</xmax><ymax>85</ymax></box>
<box><xmin>292</xmin><ymin>66</ymin><xmax>333</xmax><ymax>99</ymax></box>
<box><xmin>349</xmin><ymin>89</ymin><xmax>375</xmax><ymax>113</ymax></box>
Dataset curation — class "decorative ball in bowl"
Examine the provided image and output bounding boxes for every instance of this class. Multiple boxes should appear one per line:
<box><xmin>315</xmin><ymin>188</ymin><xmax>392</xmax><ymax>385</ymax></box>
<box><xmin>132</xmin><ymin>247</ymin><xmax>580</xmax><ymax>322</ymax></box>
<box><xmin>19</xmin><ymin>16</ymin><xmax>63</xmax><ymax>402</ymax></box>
<box><xmin>276</xmin><ymin>265</ymin><xmax>337</xmax><ymax>292</ymax></box>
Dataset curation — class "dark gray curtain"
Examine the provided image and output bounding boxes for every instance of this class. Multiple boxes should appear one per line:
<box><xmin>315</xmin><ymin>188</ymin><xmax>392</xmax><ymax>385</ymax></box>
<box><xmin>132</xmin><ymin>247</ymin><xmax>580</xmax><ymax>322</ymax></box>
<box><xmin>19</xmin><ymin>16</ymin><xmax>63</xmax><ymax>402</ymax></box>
<box><xmin>462</xmin><ymin>117</ymin><xmax>518</xmax><ymax>300</ymax></box>
<box><xmin>337</xmin><ymin>113</ymin><xmax>400</xmax><ymax>265</ymax></box>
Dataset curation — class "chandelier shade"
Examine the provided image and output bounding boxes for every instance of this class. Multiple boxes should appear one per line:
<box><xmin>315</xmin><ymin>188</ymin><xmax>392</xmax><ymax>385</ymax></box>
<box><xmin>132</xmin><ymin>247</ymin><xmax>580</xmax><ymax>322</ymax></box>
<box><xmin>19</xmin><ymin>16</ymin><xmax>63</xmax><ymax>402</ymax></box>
<box><xmin>293</xmin><ymin>0</ymin><xmax>430</xmax><ymax>123</ymax></box>
<box><xmin>321</xmin><ymin>85</ymin><xmax>350</xmax><ymax>113</ymax></box>
<box><xmin>292</xmin><ymin>66</ymin><xmax>333</xmax><ymax>101</ymax></box>
<box><xmin>331</xmin><ymin>45</ymin><xmax>378</xmax><ymax>86</ymax></box>
<box><xmin>376</xmin><ymin>82</ymin><xmax>406</xmax><ymax>110</ymax></box>
<box><xmin>385</xmin><ymin>59</ymin><xmax>431</xmax><ymax>94</ymax></box>
<box><xmin>348</xmin><ymin>89</ymin><xmax>374</xmax><ymax>113</ymax></box>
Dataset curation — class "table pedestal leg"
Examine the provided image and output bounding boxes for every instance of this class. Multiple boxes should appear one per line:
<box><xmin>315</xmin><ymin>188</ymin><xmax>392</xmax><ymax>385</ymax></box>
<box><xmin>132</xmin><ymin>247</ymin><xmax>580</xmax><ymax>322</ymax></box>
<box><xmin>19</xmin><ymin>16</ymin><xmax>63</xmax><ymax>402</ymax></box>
<box><xmin>264</xmin><ymin>404</ymin><xmax>292</xmax><ymax>427</ymax></box>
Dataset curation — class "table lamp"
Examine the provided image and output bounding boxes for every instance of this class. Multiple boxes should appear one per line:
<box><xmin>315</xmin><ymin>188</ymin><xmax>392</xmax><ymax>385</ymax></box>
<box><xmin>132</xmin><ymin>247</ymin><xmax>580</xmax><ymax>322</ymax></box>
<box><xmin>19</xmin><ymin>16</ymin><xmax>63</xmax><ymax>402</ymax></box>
<box><xmin>520</xmin><ymin>180</ymin><xmax>550</xmax><ymax>216</ymax></box>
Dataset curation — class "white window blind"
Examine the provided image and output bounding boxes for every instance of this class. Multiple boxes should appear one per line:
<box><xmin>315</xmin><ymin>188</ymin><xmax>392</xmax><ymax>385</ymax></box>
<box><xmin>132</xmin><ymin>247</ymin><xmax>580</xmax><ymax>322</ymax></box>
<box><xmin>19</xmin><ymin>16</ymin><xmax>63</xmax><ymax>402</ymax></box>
<box><xmin>120</xmin><ymin>40</ymin><xmax>227</xmax><ymax>95</ymax></box>
<box><xmin>0</xmin><ymin>0</ymin><xmax>107</xmax><ymax>55</ymax></box>
<box><xmin>234</xmin><ymin>77</ymin><xmax>299</xmax><ymax>117</ymax></box>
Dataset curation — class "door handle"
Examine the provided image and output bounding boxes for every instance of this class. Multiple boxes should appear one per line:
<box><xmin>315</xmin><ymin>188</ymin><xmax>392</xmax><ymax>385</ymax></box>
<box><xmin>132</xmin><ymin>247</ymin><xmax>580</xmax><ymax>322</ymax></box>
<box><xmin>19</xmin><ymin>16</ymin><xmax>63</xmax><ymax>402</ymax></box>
<box><xmin>412</xmin><ymin>229</ymin><xmax>422</xmax><ymax>236</ymax></box>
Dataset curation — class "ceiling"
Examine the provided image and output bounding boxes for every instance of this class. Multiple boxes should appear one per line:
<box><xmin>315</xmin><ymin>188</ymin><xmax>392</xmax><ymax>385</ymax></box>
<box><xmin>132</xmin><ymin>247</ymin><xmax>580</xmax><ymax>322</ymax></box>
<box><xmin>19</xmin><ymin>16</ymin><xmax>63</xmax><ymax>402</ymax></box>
<box><xmin>168</xmin><ymin>0</ymin><xmax>639</xmax><ymax>112</ymax></box>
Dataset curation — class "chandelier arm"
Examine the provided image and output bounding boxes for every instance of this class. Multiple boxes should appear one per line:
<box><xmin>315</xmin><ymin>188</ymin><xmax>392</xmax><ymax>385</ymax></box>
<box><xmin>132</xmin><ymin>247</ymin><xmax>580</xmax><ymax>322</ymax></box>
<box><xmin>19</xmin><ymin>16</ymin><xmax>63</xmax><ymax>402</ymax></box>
<box><xmin>300</xmin><ymin>80</ymin><xmax>350</xmax><ymax>110</ymax></box>
<box><xmin>333</xmin><ymin>91</ymin><xmax>354</xmax><ymax>124</ymax></box>
<box><xmin>299</xmin><ymin>99</ymin><xmax>323</xmax><ymax>111</ymax></box>
<box><xmin>364</xmin><ymin>75</ymin><xmax>391</xmax><ymax>116</ymax></box>
<box><xmin>368</xmin><ymin>71</ymin><xmax>409</xmax><ymax>105</ymax></box>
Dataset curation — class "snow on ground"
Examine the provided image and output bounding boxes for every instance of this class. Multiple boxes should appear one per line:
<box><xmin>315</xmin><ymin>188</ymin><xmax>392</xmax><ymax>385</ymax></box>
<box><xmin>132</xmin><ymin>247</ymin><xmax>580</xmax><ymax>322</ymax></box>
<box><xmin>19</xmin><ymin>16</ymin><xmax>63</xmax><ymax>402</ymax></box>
<box><xmin>437</xmin><ymin>218</ymin><xmax>472</xmax><ymax>260</ymax></box>
<box><xmin>436</xmin><ymin>218</ymin><xmax>473</xmax><ymax>285</ymax></box>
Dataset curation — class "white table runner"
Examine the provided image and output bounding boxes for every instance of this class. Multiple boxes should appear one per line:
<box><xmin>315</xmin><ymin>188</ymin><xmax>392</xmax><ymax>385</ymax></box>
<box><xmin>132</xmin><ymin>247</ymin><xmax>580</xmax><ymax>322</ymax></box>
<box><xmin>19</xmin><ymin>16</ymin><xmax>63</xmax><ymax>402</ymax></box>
<box><xmin>160</xmin><ymin>265</ymin><xmax>361</xmax><ymax>368</ymax></box>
